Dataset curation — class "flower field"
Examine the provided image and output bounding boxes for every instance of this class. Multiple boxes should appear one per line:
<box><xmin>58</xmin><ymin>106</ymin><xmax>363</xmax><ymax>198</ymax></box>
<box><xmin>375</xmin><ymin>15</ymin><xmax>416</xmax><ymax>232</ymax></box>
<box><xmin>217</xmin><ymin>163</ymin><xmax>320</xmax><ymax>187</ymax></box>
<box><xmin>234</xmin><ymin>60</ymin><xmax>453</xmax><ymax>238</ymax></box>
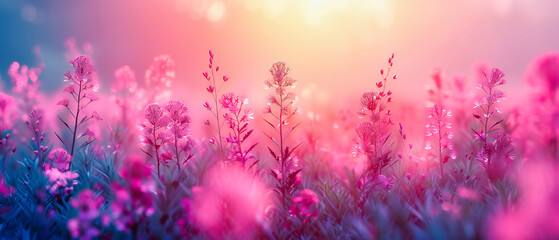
<box><xmin>1</xmin><ymin>1</ymin><xmax>558</xmax><ymax>239</ymax></box>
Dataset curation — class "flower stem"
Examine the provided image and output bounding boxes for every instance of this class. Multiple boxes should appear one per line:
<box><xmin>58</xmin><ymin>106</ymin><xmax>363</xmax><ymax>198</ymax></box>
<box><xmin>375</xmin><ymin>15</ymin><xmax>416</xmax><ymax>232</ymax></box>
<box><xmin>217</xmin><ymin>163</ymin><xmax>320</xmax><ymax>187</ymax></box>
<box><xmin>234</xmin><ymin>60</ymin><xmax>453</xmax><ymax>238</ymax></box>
<box><xmin>69</xmin><ymin>80</ymin><xmax>83</xmax><ymax>168</ymax></box>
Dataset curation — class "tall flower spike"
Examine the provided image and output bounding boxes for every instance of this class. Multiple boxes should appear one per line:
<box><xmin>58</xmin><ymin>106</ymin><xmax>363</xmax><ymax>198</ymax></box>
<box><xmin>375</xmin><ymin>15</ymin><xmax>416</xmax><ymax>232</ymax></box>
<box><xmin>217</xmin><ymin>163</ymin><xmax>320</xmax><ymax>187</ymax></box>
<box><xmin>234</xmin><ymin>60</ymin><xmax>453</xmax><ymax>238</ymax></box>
<box><xmin>202</xmin><ymin>50</ymin><xmax>231</xmax><ymax>157</ymax></box>
<box><xmin>220</xmin><ymin>93</ymin><xmax>257</xmax><ymax>167</ymax></box>
<box><xmin>26</xmin><ymin>110</ymin><xmax>48</xmax><ymax>169</ymax></box>
<box><xmin>425</xmin><ymin>105</ymin><xmax>454</xmax><ymax>178</ymax></box>
<box><xmin>473</xmin><ymin>67</ymin><xmax>511</xmax><ymax>180</ymax></box>
<box><xmin>164</xmin><ymin>100</ymin><xmax>192</xmax><ymax>170</ymax></box>
<box><xmin>56</xmin><ymin>55</ymin><xmax>100</xmax><ymax>166</ymax></box>
<box><xmin>425</xmin><ymin>69</ymin><xmax>454</xmax><ymax>179</ymax></box>
<box><xmin>140</xmin><ymin>103</ymin><xmax>170</xmax><ymax>177</ymax></box>
<box><xmin>354</xmin><ymin>54</ymin><xmax>397</xmax><ymax>175</ymax></box>
<box><xmin>264</xmin><ymin>61</ymin><xmax>301</xmax><ymax>211</ymax></box>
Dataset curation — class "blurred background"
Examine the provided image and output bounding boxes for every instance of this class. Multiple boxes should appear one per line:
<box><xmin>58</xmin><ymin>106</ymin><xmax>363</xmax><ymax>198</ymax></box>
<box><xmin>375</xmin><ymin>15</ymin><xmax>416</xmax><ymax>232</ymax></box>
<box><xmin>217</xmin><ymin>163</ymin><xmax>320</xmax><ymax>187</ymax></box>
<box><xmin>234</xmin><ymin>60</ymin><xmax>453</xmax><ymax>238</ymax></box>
<box><xmin>1</xmin><ymin>0</ymin><xmax>558</xmax><ymax>128</ymax></box>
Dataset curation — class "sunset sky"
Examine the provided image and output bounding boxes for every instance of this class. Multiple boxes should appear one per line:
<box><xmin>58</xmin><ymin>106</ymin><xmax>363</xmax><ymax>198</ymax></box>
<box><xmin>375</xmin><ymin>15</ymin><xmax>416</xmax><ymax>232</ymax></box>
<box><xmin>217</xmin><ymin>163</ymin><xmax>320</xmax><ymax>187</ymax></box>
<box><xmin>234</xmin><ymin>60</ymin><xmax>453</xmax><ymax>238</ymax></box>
<box><xmin>1</xmin><ymin>0</ymin><xmax>558</xmax><ymax>115</ymax></box>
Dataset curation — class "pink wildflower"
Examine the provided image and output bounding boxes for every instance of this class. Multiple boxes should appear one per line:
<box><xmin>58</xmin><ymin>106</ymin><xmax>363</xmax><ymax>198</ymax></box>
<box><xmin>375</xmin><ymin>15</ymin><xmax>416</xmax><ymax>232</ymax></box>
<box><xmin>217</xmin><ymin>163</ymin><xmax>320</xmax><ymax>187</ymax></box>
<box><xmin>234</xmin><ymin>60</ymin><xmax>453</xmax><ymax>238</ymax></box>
<box><xmin>290</xmin><ymin>189</ymin><xmax>319</xmax><ymax>223</ymax></box>
<box><xmin>264</xmin><ymin>61</ymin><xmax>301</xmax><ymax>210</ymax></box>
<box><xmin>187</xmin><ymin>165</ymin><xmax>270</xmax><ymax>239</ymax></box>
<box><xmin>59</xmin><ymin>55</ymin><xmax>99</xmax><ymax>159</ymax></box>
<box><xmin>69</xmin><ymin>55</ymin><xmax>96</xmax><ymax>80</ymax></box>
<box><xmin>67</xmin><ymin>189</ymin><xmax>105</xmax><ymax>240</ymax></box>
<box><xmin>473</xmin><ymin>67</ymin><xmax>511</xmax><ymax>179</ymax></box>
<box><xmin>264</xmin><ymin>62</ymin><xmax>297</xmax><ymax>96</ymax></box>
<box><xmin>490</xmin><ymin>161</ymin><xmax>559</xmax><ymax>240</ymax></box>
<box><xmin>0</xmin><ymin>92</ymin><xmax>17</xmax><ymax>131</ymax></box>
<box><xmin>112</xmin><ymin>65</ymin><xmax>137</xmax><ymax>93</ymax></box>
<box><xmin>57</xmin><ymin>98</ymin><xmax>69</xmax><ymax>107</ymax></box>
<box><xmin>425</xmin><ymin>104</ymin><xmax>454</xmax><ymax>178</ymax></box>
<box><xmin>7</xmin><ymin>61</ymin><xmax>43</xmax><ymax>115</ymax></box>
<box><xmin>0</xmin><ymin>176</ymin><xmax>13</xmax><ymax>198</ymax></box>
<box><xmin>111</xmin><ymin>155</ymin><xmax>155</xmax><ymax>233</ymax></box>
<box><xmin>43</xmin><ymin>163</ymin><xmax>78</xmax><ymax>195</ymax></box>
<box><xmin>354</xmin><ymin>55</ymin><xmax>397</xmax><ymax>174</ymax></box>
<box><xmin>164</xmin><ymin>100</ymin><xmax>192</xmax><ymax>170</ymax></box>
<box><xmin>141</xmin><ymin>103</ymin><xmax>171</xmax><ymax>176</ymax></box>
<box><xmin>48</xmin><ymin>148</ymin><xmax>72</xmax><ymax>172</ymax></box>
<box><xmin>145</xmin><ymin>55</ymin><xmax>174</xmax><ymax>89</ymax></box>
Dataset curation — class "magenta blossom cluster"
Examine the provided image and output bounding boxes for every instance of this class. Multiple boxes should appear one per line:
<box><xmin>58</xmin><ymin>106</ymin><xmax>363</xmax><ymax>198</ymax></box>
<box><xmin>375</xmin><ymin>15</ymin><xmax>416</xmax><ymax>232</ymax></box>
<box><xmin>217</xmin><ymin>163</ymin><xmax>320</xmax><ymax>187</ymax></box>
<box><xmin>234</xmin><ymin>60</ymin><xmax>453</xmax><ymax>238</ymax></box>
<box><xmin>220</xmin><ymin>93</ymin><xmax>256</xmax><ymax>167</ymax></box>
<box><xmin>141</xmin><ymin>103</ymin><xmax>169</xmax><ymax>177</ymax></box>
<box><xmin>0</xmin><ymin>92</ymin><xmax>17</xmax><ymax>133</ymax></box>
<box><xmin>140</xmin><ymin>100</ymin><xmax>192</xmax><ymax>176</ymax></box>
<box><xmin>161</xmin><ymin>100</ymin><xmax>192</xmax><ymax>170</ymax></box>
<box><xmin>184</xmin><ymin>165</ymin><xmax>270</xmax><ymax>239</ymax></box>
<box><xmin>44</xmin><ymin>148</ymin><xmax>78</xmax><ymax>195</ymax></box>
<box><xmin>289</xmin><ymin>189</ymin><xmax>319</xmax><ymax>223</ymax></box>
<box><xmin>7</xmin><ymin>61</ymin><xmax>44</xmax><ymax>118</ymax></box>
<box><xmin>145</xmin><ymin>55</ymin><xmax>175</xmax><ymax>103</ymax></box>
<box><xmin>510</xmin><ymin>52</ymin><xmax>559</xmax><ymax>159</ymax></box>
<box><xmin>0</xmin><ymin>93</ymin><xmax>17</xmax><ymax>166</ymax></box>
<box><xmin>0</xmin><ymin>176</ymin><xmax>13</xmax><ymax>198</ymax></box>
<box><xmin>112</xmin><ymin>65</ymin><xmax>138</xmax><ymax>123</ymax></box>
<box><xmin>110</xmin><ymin>155</ymin><xmax>155</xmax><ymax>233</ymax></box>
<box><xmin>67</xmin><ymin>189</ymin><xmax>109</xmax><ymax>240</ymax></box>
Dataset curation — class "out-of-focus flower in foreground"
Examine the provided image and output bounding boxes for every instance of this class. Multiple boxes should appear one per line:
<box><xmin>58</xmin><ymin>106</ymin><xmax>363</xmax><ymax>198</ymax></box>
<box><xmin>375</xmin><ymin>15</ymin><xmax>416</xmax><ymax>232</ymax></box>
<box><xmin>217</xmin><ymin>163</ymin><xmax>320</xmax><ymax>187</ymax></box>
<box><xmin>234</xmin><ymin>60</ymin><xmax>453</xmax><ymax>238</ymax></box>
<box><xmin>186</xmin><ymin>166</ymin><xmax>270</xmax><ymax>239</ymax></box>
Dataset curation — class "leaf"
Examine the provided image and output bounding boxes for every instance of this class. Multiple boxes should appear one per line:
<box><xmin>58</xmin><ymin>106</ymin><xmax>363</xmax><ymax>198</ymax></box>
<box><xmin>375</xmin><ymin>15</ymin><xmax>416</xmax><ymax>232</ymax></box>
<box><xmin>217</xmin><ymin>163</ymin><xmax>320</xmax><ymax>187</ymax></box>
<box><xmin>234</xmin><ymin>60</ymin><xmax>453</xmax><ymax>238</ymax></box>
<box><xmin>54</xmin><ymin>132</ymin><xmax>69</xmax><ymax>150</ymax></box>
<box><xmin>240</xmin><ymin>123</ymin><xmax>248</xmax><ymax>133</ymax></box>
<box><xmin>183</xmin><ymin>154</ymin><xmax>194</xmax><ymax>165</ymax></box>
<box><xmin>287</xmin><ymin>169</ymin><xmax>302</xmax><ymax>186</ymax></box>
<box><xmin>245</xmin><ymin>143</ymin><xmax>258</xmax><ymax>156</ymax></box>
<box><xmin>242</xmin><ymin>129</ymin><xmax>254</xmax><ymax>141</ymax></box>
<box><xmin>283</xmin><ymin>146</ymin><xmax>290</xmax><ymax>161</ymax></box>
<box><xmin>57</xmin><ymin>115</ymin><xmax>73</xmax><ymax>133</ymax></box>
<box><xmin>248</xmin><ymin>159</ymin><xmax>259</xmax><ymax>170</ymax></box>
<box><xmin>267</xmin><ymin>147</ymin><xmax>278</xmax><ymax>161</ymax></box>
<box><xmin>140</xmin><ymin>148</ymin><xmax>154</xmax><ymax>158</ymax></box>
<box><xmin>270</xmin><ymin>169</ymin><xmax>278</xmax><ymax>179</ymax></box>
<box><xmin>382</xmin><ymin>133</ymin><xmax>392</xmax><ymax>147</ymax></box>
<box><xmin>263</xmin><ymin>132</ymin><xmax>280</xmax><ymax>149</ymax></box>
<box><xmin>282</xmin><ymin>122</ymin><xmax>301</xmax><ymax>141</ymax></box>
<box><xmin>79</xmin><ymin>139</ymin><xmax>95</xmax><ymax>150</ymax></box>
<box><xmin>79</xmin><ymin>115</ymin><xmax>88</xmax><ymax>125</ymax></box>
<box><xmin>490</xmin><ymin>119</ymin><xmax>504</xmax><ymax>131</ymax></box>
<box><xmin>286</xmin><ymin>142</ymin><xmax>303</xmax><ymax>159</ymax></box>
<box><xmin>263</xmin><ymin>119</ymin><xmax>277</xmax><ymax>130</ymax></box>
